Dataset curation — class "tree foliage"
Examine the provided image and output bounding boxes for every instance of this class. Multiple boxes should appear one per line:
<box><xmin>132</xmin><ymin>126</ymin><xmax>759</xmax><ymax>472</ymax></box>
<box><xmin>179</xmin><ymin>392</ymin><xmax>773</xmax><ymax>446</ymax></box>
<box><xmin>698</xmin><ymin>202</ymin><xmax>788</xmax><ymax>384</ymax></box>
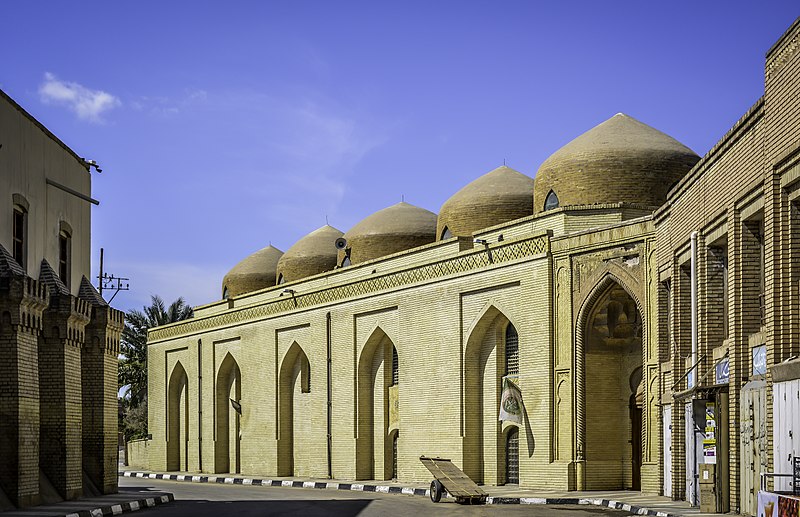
<box><xmin>122</xmin><ymin>400</ymin><xmax>149</xmax><ymax>441</ymax></box>
<box><xmin>119</xmin><ymin>295</ymin><xmax>193</xmax><ymax>415</ymax></box>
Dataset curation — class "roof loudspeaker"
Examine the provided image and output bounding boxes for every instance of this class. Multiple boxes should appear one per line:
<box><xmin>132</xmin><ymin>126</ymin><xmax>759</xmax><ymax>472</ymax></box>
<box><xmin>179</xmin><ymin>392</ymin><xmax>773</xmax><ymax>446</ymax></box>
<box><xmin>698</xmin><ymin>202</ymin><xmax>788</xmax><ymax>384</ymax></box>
<box><xmin>334</xmin><ymin>237</ymin><xmax>347</xmax><ymax>250</ymax></box>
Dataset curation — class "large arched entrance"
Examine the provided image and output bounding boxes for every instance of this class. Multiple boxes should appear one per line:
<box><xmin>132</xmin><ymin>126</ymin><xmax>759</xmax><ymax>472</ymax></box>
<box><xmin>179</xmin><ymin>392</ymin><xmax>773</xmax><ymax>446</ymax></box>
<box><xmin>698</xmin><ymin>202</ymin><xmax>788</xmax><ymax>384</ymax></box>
<box><xmin>167</xmin><ymin>362</ymin><xmax>189</xmax><ymax>471</ymax></box>
<box><xmin>356</xmin><ymin>327</ymin><xmax>398</xmax><ymax>480</ymax></box>
<box><xmin>579</xmin><ymin>277</ymin><xmax>644</xmax><ymax>490</ymax></box>
<box><xmin>277</xmin><ymin>342</ymin><xmax>311</xmax><ymax>476</ymax></box>
<box><xmin>215</xmin><ymin>353</ymin><xmax>241</xmax><ymax>474</ymax></box>
<box><xmin>463</xmin><ymin>306</ymin><xmax>520</xmax><ymax>485</ymax></box>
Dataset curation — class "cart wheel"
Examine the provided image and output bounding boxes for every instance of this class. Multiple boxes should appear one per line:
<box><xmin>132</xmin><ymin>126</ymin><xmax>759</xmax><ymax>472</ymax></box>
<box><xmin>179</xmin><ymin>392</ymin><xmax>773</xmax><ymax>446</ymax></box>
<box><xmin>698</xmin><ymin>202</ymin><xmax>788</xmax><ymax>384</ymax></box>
<box><xmin>430</xmin><ymin>480</ymin><xmax>444</xmax><ymax>503</ymax></box>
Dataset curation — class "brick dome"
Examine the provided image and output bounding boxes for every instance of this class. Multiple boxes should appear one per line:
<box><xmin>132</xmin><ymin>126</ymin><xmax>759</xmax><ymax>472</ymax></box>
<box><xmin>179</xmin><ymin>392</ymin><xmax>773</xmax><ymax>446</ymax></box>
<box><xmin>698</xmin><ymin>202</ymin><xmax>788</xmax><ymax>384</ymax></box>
<box><xmin>339</xmin><ymin>202</ymin><xmax>437</xmax><ymax>265</ymax></box>
<box><xmin>533</xmin><ymin>113</ymin><xmax>700</xmax><ymax>214</ymax></box>
<box><xmin>276</xmin><ymin>225</ymin><xmax>343</xmax><ymax>284</ymax></box>
<box><xmin>222</xmin><ymin>245</ymin><xmax>283</xmax><ymax>298</ymax></box>
<box><xmin>436</xmin><ymin>166</ymin><xmax>535</xmax><ymax>240</ymax></box>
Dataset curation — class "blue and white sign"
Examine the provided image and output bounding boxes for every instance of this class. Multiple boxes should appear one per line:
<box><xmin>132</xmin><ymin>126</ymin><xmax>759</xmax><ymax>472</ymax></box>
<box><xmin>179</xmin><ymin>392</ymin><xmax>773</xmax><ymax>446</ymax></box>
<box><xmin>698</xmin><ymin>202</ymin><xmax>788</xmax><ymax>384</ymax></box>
<box><xmin>715</xmin><ymin>357</ymin><xmax>730</xmax><ymax>384</ymax></box>
<box><xmin>752</xmin><ymin>345</ymin><xmax>767</xmax><ymax>377</ymax></box>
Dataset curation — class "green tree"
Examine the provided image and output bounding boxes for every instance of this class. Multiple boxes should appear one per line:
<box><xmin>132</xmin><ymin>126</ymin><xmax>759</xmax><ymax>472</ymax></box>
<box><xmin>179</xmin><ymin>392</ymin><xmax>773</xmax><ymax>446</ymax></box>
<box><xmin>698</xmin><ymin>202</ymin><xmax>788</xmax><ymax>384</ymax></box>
<box><xmin>119</xmin><ymin>295</ymin><xmax>193</xmax><ymax>439</ymax></box>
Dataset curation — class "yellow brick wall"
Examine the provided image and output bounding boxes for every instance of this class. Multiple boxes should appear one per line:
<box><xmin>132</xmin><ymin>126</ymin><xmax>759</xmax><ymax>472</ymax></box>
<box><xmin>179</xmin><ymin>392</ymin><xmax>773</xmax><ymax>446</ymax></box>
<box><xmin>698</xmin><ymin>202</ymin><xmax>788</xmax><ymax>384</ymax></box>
<box><xmin>147</xmin><ymin>214</ymin><xmax>663</xmax><ymax>492</ymax></box>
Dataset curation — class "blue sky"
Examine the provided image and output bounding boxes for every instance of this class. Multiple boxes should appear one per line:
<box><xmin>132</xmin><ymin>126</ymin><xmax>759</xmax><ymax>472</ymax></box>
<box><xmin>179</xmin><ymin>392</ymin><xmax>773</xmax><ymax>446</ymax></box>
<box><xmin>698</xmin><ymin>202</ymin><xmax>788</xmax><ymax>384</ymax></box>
<box><xmin>2</xmin><ymin>1</ymin><xmax>798</xmax><ymax>313</ymax></box>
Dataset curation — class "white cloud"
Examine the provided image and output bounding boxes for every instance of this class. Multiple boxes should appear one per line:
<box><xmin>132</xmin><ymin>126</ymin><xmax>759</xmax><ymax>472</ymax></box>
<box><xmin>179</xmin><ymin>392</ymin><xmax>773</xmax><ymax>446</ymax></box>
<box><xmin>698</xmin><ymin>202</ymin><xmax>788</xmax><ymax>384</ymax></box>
<box><xmin>38</xmin><ymin>72</ymin><xmax>121</xmax><ymax>123</ymax></box>
<box><xmin>132</xmin><ymin>89</ymin><xmax>208</xmax><ymax>117</ymax></box>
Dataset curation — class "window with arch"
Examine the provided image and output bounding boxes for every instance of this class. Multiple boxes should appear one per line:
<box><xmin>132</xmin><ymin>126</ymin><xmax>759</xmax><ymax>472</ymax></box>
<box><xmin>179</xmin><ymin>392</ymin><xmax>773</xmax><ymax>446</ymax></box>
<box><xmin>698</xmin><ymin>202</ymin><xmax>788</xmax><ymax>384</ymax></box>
<box><xmin>341</xmin><ymin>250</ymin><xmax>352</xmax><ymax>268</ymax></box>
<box><xmin>223</xmin><ymin>286</ymin><xmax>229</xmax><ymax>299</ymax></box>
<box><xmin>544</xmin><ymin>190</ymin><xmax>559</xmax><ymax>211</ymax></box>
<box><xmin>58</xmin><ymin>229</ymin><xmax>71</xmax><ymax>289</ymax></box>
<box><xmin>12</xmin><ymin>204</ymin><xmax>27</xmax><ymax>269</ymax></box>
<box><xmin>506</xmin><ymin>427</ymin><xmax>519</xmax><ymax>484</ymax></box>
<box><xmin>277</xmin><ymin>273</ymin><xmax>285</xmax><ymax>285</ymax></box>
<box><xmin>505</xmin><ymin>323</ymin><xmax>519</xmax><ymax>375</ymax></box>
<box><xmin>392</xmin><ymin>431</ymin><xmax>399</xmax><ymax>479</ymax></box>
<box><xmin>440</xmin><ymin>226</ymin><xmax>452</xmax><ymax>240</ymax></box>
<box><xmin>391</xmin><ymin>346</ymin><xmax>399</xmax><ymax>386</ymax></box>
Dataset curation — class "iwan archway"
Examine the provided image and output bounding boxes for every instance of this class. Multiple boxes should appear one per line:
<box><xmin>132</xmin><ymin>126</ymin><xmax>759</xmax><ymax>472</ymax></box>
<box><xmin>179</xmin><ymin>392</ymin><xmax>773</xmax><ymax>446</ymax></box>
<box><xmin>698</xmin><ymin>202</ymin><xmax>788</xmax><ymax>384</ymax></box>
<box><xmin>356</xmin><ymin>327</ymin><xmax>399</xmax><ymax>481</ymax></box>
<box><xmin>215</xmin><ymin>353</ymin><xmax>241</xmax><ymax>474</ymax></box>
<box><xmin>167</xmin><ymin>361</ymin><xmax>189</xmax><ymax>471</ymax></box>
<box><xmin>463</xmin><ymin>305</ymin><xmax>521</xmax><ymax>485</ymax></box>
<box><xmin>277</xmin><ymin>342</ymin><xmax>311</xmax><ymax>477</ymax></box>
<box><xmin>576</xmin><ymin>275</ymin><xmax>644</xmax><ymax>491</ymax></box>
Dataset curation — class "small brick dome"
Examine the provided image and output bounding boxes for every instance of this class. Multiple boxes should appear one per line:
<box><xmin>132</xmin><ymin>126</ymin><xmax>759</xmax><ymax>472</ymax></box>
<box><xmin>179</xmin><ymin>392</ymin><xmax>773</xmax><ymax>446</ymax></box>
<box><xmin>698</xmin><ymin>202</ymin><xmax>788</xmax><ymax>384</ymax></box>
<box><xmin>222</xmin><ymin>245</ymin><xmax>283</xmax><ymax>298</ymax></box>
<box><xmin>533</xmin><ymin>113</ymin><xmax>700</xmax><ymax>214</ymax></box>
<box><xmin>339</xmin><ymin>202</ymin><xmax>437</xmax><ymax>265</ymax></box>
<box><xmin>436</xmin><ymin>166</ymin><xmax>535</xmax><ymax>240</ymax></box>
<box><xmin>276</xmin><ymin>225</ymin><xmax>343</xmax><ymax>284</ymax></box>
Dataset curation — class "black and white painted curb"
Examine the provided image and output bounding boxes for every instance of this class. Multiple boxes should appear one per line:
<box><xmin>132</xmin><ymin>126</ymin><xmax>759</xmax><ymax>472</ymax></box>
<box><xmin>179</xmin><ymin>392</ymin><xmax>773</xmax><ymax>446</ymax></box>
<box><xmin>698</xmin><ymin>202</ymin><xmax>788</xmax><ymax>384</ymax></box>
<box><xmin>121</xmin><ymin>471</ymin><xmax>677</xmax><ymax>516</ymax></box>
<box><xmin>65</xmin><ymin>494</ymin><xmax>173</xmax><ymax>517</ymax></box>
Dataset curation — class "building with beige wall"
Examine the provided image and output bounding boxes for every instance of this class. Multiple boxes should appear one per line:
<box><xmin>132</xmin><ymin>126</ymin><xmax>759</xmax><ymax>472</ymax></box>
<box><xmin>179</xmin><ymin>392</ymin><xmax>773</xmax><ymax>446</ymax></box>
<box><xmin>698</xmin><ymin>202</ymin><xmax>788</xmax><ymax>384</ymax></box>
<box><xmin>0</xmin><ymin>89</ymin><xmax>123</xmax><ymax>509</ymax></box>
<box><xmin>145</xmin><ymin>16</ymin><xmax>800</xmax><ymax>516</ymax></box>
<box><xmin>146</xmin><ymin>113</ymin><xmax>691</xmax><ymax>491</ymax></box>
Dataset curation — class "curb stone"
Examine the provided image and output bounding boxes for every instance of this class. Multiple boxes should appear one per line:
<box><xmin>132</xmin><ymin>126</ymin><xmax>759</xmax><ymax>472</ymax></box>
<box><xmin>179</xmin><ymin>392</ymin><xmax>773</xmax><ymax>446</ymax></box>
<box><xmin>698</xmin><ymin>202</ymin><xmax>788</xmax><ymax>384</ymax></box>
<box><xmin>120</xmin><ymin>471</ymin><xmax>678</xmax><ymax>516</ymax></box>
<box><xmin>64</xmin><ymin>494</ymin><xmax>174</xmax><ymax>517</ymax></box>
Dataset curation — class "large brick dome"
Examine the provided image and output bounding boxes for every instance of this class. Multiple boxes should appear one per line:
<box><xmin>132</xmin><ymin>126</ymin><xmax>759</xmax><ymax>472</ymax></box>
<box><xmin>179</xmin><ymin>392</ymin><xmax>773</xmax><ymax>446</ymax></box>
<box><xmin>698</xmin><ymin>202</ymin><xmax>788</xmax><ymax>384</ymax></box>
<box><xmin>276</xmin><ymin>225</ymin><xmax>343</xmax><ymax>284</ymax></box>
<box><xmin>339</xmin><ymin>202</ymin><xmax>436</xmax><ymax>265</ymax></box>
<box><xmin>436</xmin><ymin>166</ymin><xmax>535</xmax><ymax>240</ymax></box>
<box><xmin>533</xmin><ymin>113</ymin><xmax>700</xmax><ymax>214</ymax></box>
<box><xmin>222</xmin><ymin>245</ymin><xmax>283</xmax><ymax>298</ymax></box>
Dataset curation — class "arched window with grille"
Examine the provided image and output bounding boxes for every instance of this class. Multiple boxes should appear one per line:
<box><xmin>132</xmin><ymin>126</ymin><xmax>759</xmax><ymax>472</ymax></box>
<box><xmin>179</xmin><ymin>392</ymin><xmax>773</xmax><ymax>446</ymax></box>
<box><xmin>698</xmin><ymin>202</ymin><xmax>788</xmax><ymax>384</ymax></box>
<box><xmin>506</xmin><ymin>427</ymin><xmax>519</xmax><ymax>484</ymax></box>
<box><xmin>391</xmin><ymin>346</ymin><xmax>399</xmax><ymax>386</ymax></box>
<box><xmin>505</xmin><ymin>324</ymin><xmax>519</xmax><ymax>375</ymax></box>
<box><xmin>392</xmin><ymin>431</ymin><xmax>399</xmax><ymax>479</ymax></box>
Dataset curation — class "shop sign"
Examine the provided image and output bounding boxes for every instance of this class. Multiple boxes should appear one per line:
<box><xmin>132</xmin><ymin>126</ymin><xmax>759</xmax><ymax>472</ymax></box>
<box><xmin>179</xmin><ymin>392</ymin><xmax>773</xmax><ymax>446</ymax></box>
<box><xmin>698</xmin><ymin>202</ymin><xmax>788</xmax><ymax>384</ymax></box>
<box><xmin>757</xmin><ymin>491</ymin><xmax>800</xmax><ymax>517</ymax></box>
<box><xmin>703</xmin><ymin>402</ymin><xmax>716</xmax><ymax>464</ymax></box>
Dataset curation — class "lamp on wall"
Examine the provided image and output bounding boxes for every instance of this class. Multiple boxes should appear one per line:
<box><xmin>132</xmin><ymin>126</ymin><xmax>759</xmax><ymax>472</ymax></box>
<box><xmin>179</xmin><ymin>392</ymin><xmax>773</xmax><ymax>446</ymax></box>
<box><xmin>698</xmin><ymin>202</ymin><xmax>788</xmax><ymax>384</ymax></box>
<box><xmin>84</xmin><ymin>159</ymin><xmax>103</xmax><ymax>173</ymax></box>
<box><xmin>279</xmin><ymin>288</ymin><xmax>295</xmax><ymax>297</ymax></box>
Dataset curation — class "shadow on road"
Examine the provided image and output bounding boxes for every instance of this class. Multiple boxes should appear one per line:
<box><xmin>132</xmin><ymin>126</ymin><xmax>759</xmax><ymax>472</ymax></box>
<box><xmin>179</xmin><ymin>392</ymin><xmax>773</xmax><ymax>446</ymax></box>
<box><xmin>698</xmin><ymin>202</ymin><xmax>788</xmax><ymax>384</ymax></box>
<box><xmin>144</xmin><ymin>498</ymin><xmax>373</xmax><ymax>516</ymax></box>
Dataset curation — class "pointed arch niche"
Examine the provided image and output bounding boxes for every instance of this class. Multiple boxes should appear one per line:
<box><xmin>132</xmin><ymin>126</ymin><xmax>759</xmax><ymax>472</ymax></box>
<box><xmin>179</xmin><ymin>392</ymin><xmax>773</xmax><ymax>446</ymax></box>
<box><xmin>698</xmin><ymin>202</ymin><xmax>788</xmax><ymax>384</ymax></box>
<box><xmin>356</xmin><ymin>326</ymin><xmax>398</xmax><ymax>481</ymax></box>
<box><xmin>463</xmin><ymin>305</ymin><xmax>520</xmax><ymax>485</ymax></box>
<box><xmin>215</xmin><ymin>353</ymin><xmax>241</xmax><ymax>474</ymax></box>
<box><xmin>167</xmin><ymin>362</ymin><xmax>189</xmax><ymax>471</ymax></box>
<box><xmin>575</xmin><ymin>274</ymin><xmax>644</xmax><ymax>490</ymax></box>
<box><xmin>277</xmin><ymin>342</ymin><xmax>311</xmax><ymax>476</ymax></box>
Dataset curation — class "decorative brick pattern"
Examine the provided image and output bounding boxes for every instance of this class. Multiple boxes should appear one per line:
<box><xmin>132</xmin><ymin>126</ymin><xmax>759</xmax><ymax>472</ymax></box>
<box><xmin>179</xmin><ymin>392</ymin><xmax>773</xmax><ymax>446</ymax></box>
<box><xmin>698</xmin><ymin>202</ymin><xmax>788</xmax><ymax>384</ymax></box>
<box><xmin>150</xmin><ymin>235</ymin><xmax>549</xmax><ymax>342</ymax></box>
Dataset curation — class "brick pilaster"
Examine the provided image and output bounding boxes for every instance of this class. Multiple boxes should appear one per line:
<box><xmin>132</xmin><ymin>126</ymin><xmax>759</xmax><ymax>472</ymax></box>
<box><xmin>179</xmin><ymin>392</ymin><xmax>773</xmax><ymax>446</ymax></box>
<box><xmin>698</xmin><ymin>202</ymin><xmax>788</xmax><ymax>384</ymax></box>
<box><xmin>38</xmin><ymin>281</ymin><xmax>91</xmax><ymax>501</ymax></box>
<box><xmin>0</xmin><ymin>261</ymin><xmax>48</xmax><ymax>508</ymax></box>
<box><xmin>80</xmin><ymin>276</ymin><xmax>123</xmax><ymax>495</ymax></box>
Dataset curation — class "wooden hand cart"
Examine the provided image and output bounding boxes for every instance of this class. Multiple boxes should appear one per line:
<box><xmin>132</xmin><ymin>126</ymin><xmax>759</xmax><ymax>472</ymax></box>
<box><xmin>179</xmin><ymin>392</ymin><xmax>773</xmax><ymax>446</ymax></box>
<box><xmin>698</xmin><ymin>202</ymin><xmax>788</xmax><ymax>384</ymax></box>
<box><xmin>419</xmin><ymin>456</ymin><xmax>487</xmax><ymax>504</ymax></box>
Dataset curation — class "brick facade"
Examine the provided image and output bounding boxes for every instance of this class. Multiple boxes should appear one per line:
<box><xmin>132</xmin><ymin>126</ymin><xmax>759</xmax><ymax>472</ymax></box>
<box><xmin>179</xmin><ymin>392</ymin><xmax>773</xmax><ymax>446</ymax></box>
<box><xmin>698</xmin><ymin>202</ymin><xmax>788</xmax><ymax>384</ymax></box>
<box><xmin>141</xmin><ymin>16</ymin><xmax>800</xmax><ymax>517</ymax></box>
<box><xmin>0</xmin><ymin>88</ymin><xmax>122</xmax><ymax>509</ymax></box>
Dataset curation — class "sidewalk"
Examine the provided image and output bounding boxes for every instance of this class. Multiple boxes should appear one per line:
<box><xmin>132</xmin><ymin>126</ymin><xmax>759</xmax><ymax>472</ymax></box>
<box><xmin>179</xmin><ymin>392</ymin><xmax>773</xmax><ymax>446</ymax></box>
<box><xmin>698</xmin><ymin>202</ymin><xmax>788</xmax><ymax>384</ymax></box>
<box><xmin>119</xmin><ymin>469</ymin><xmax>738</xmax><ymax>517</ymax></box>
<box><xmin>0</xmin><ymin>487</ymin><xmax>173</xmax><ymax>517</ymax></box>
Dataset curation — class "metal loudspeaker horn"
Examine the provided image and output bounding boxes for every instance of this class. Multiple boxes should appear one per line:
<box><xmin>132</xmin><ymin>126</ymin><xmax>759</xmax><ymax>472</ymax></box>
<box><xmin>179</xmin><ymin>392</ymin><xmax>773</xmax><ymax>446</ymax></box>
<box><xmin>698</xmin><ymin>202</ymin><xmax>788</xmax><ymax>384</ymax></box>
<box><xmin>334</xmin><ymin>237</ymin><xmax>348</xmax><ymax>250</ymax></box>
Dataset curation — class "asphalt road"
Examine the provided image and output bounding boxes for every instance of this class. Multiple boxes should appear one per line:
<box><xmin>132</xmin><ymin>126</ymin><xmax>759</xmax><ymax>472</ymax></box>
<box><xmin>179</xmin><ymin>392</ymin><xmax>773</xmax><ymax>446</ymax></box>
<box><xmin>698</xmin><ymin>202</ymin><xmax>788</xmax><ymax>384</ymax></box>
<box><xmin>121</xmin><ymin>477</ymin><xmax>635</xmax><ymax>516</ymax></box>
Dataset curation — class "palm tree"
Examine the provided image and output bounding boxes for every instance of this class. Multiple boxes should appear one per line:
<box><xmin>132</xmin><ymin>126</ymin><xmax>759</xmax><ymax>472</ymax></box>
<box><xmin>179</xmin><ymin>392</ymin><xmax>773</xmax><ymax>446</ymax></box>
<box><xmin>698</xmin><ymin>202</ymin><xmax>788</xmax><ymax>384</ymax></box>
<box><xmin>119</xmin><ymin>295</ymin><xmax>193</xmax><ymax>407</ymax></box>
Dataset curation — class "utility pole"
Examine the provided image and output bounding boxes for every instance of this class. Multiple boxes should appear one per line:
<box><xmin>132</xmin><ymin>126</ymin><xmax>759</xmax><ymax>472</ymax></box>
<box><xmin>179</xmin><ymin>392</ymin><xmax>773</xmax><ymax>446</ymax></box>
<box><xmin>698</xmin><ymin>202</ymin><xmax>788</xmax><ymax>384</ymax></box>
<box><xmin>97</xmin><ymin>247</ymin><xmax>130</xmax><ymax>303</ymax></box>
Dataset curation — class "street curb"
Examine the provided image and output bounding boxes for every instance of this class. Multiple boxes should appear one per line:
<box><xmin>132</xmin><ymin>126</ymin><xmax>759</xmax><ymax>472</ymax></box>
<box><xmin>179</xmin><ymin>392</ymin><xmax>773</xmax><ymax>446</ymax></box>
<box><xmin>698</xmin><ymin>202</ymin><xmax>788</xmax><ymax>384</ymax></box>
<box><xmin>120</xmin><ymin>471</ymin><xmax>677</xmax><ymax>515</ymax></box>
<box><xmin>64</xmin><ymin>494</ymin><xmax>174</xmax><ymax>517</ymax></box>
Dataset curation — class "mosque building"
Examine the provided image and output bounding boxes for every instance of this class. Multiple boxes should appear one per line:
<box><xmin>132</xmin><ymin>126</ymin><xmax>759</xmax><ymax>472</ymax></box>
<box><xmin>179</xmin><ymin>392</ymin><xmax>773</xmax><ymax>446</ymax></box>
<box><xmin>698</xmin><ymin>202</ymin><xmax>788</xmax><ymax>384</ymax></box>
<box><xmin>142</xmin><ymin>17</ymin><xmax>800</xmax><ymax>515</ymax></box>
